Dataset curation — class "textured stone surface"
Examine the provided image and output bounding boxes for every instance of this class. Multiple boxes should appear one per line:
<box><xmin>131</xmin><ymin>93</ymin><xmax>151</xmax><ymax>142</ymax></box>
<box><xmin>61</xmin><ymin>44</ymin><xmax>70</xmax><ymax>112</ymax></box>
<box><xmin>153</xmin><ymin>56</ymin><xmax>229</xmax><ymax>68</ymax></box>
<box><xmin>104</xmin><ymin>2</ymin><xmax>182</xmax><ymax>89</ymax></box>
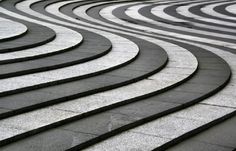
<box><xmin>226</xmin><ymin>3</ymin><xmax>236</xmax><ymax>15</ymax></box>
<box><xmin>0</xmin><ymin>0</ymin><xmax>235</xmax><ymax>151</ymax></box>
<box><xmin>0</xmin><ymin>17</ymin><xmax>27</xmax><ymax>40</ymax></box>
<box><xmin>0</xmin><ymin>7</ymin><xmax>82</xmax><ymax>61</ymax></box>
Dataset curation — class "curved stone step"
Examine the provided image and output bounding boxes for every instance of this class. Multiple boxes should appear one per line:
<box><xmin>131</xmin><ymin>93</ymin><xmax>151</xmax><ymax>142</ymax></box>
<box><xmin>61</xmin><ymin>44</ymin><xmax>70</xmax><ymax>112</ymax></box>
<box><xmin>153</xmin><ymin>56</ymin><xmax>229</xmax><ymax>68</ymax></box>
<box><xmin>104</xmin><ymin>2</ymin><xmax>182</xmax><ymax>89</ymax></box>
<box><xmin>0</xmin><ymin>1</ymin><xmax>231</xmax><ymax>150</ymax></box>
<box><xmin>0</xmin><ymin>13</ymin><xmax>56</xmax><ymax>54</ymax></box>
<box><xmin>81</xmin><ymin>28</ymin><xmax>234</xmax><ymax>151</ymax></box>
<box><xmin>215</xmin><ymin>2</ymin><xmax>236</xmax><ymax>17</ymax></box>
<box><xmin>0</xmin><ymin>0</ymin><xmax>58</xmax><ymax>54</ymax></box>
<box><xmin>0</xmin><ymin>16</ymin><xmax>27</xmax><ymax>41</ymax></box>
<box><xmin>129</xmin><ymin>3</ymin><xmax>236</xmax><ymax>44</ymax></box>
<box><xmin>0</xmin><ymin>0</ymin><xmax>158</xmax><ymax>118</ymax></box>
<box><xmin>0</xmin><ymin>0</ymin><xmax>223</xmax><ymax>149</ymax></box>
<box><xmin>0</xmin><ymin>29</ymin><xmax>111</xmax><ymax>79</ymax></box>
<box><xmin>137</xmin><ymin>3</ymin><xmax>236</xmax><ymax>42</ymax></box>
<box><xmin>0</xmin><ymin>0</ymin><xmax>114</xmax><ymax>79</ymax></box>
<box><xmin>0</xmin><ymin>0</ymin><xmax>234</xmax><ymax>150</ymax></box>
<box><xmin>0</xmin><ymin>36</ymin><xmax>230</xmax><ymax>151</ymax></box>
<box><xmin>215</xmin><ymin>1</ymin><xmax>236</xmax><ymax>17</ymax></box>
<box><xmin>68</xmin><ymin>1</ymin><xmax>234</xmax><ymax>150</ymax></box>
<box><xmin>98</xmin><ymin>2</ymin><xmax>236</xmax><ymax>49</ymax></box>
<box><xmin>98</xmin><ymin>0</ymin><xmax>236</xmax><ymax>56</ymax></box>
<box><xmin>176</xmin><ymin>1</ymin><xmax>236</xmax><ymax>28</ymax></box>
<box><xmin>224</xmin><ymin>3</ymin><xmax>236</xmax><ymax>15</ymax></box>
<box><xmin>0</xmin><ymin>1</ymin><xmax>140</xmax><ymax>98</ymax></box>
<box><xmin>33</xmin><ymin>0</ymin><xmax>236</xmax><ymax>150</ymax></box>
<box><xmin>0</xmin><ymin>32</ymin><xmax>167</xmax><ymax>118</ymax></box>
<box><xmin>69</xmin><ymin>1</ymin><xmax>236</xmax><ymax>149</ymax></box>
<box><xmin>0</xmin><ymin>0</ymin><xmax>198</xmax><ymax>145</ymax></box>
<box><xmin>0</xmin><ymin>3</ymin><xmax>83</xmax><ymax>63</ymax></box>
<box><xmin>0</xmin><ymin>0</ymin><xmax>161</xmax><ymax>119</ymax></box>
<box><xmin>166</xmin><ymin>113</ymin><xmax>236</xmax><ymax>151</ymax></box>
<box><xmin>187</xmin><ymin>0</ymin><xmax>236</xmax><ymax>24</ymax></box>
<box><xmin>153</xmin><ymin>1</ymin><xmax>236</xmax><ymax>31</ymax></box>
<box><xmin>0</xmin><ymin>36</ymin><xmax>138</xmax><ymax>96</ymax></box>
<box><xmin>132</xmin><ymin>2</ymin><xmax>236</xmax><ymax>55</ymax></box>
<box><xmin>151</xmin><ymin>1</ymin><xmax>236</xmax><ymax>33</ymax></box>
<box><xmin>71</xmin><ymin>0</ymin><xmax>236</xmax><ymax>53</ymax></box>
<box><xmin>199</xmin><ymin>1</ymin><xmax>236</xmax><ymax>22</ymax></box>
<box><xmin>91</xmin><ymin>0</ymin><xmax>233</xmax><ymax>43</ymax></box>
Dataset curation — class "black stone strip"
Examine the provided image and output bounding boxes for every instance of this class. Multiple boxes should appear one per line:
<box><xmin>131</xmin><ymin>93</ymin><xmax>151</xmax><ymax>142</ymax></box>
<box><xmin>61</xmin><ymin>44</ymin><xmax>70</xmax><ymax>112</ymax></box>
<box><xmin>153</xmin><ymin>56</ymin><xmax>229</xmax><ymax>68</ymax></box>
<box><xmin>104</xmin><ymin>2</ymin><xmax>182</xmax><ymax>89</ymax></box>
<box><xmin>90</xmin><ymin>0</ymin><xmax>236</xmax><ymax>55</ymax></box>
<box><xmin>160</xmin><ymin>2</ymin><xmax>236</xmax><ymax>33</ymax></box>
<box><xmin>167</xmin><ymin>1</ymin><xmax>236</xmax><ymax>30</ymax></box>
<box><xmin>0</xmin><ymin>32</ymin><xmax>167</xmax><ymax>119</ymax></box>
<box><xmin>115</xmin><ymin>2</ymin><xmax>236</xmax><ymax>44</ymax></box>
<box><xmin>166</xmin><ymin>114</ymin><xmax>236</xmax><ymax>151</ymax></box>
<box><xmin>0</xmin><ymin>4</ymin><xmax>138</xmax><ymax>97</ymax></box>
<box><xmin>214</xmin><ymin>1</ymin><xmax>236</xmax><ymax>17</ymax></box>
<box><xmin>0</xmin><ymin>0</ymin><xmax>231</xmax><ymax>149</ymax></box>
<box><xmin>109</xmin><ymin>2</ymin><xmax>236</xmax><ymax>150</ymax></box>
<box><xmin>0</xmin><ymin>1</ymin><xmax>231</xmax><ymax>149</ymax></box>
<box><xmin>84</xmin><ymin>0</ymin><xmax>236</xmax><ymax>49</ymax></box>
<box><xmin>66</xmin><ymin>37</ymin><xmax>231</xmax><ymax>151</ymax></box>
<box><xmin>139</xmin><ymin>2</ymin><xmax>236</xmax><ymax>41</ymax></box>
<box><xmin>0</xmin><ymin>35</ymin><xmax>230</xmax><ymax>151</ymax></box>
<box><xmin>0</xmin><ymin>0</ymin><xmax>168</xmax><ymax>119</ymax></box>
<box><xmin>47</xmin><ymin>1</ymin><xmax>235</xmax><ymax>150</ymax></box>
<box><xmin>0</xmin><ymin>1</ymin><xmax>110</xmax><ymax>74</ymax></box>
<box><xmin>155</xmin><ymin>111</ymin><xmax>236</xmax><ymax>151</ymax></box>
<box><xmin>0</xmin><ymin>30</ymin><xmax>111</xmax><ymax>79</ymax></box>
<box><xmin>0</xmin><ymin>12</ymin><xmax>56</xmax><ymax>53</ymax></box>
<box><xmin>85</xmin><ymin>0</ymin><xmax>236</xmax><ymax>59</ymax></box>
<box><xmin>0</xmin><ymin>1</ymin><xmax>113</xmax><ymax>79</ymax></box>
<box><xmin>0</xmin><ymin>0</ymin><xmax>83</xmax><ymax>64</ymax></box>
<box><xmin>30</xmin><ymin>0</ymin><xmax>119</xmax><ymax>31</ymax></box>
<box><xmin>85</xmin><ymin>0</ymin><xmax>236</xmax><ymax>37</ymax></box>
<box><xmin>132</xmin><ymin>0</ymin><xmax>236</xmax><ymax>55</ymax></box>
<box><xmin>0</xmin><ymin>0</ymin><xmax>114</xmax><ymax>79</ymax></box>
<box><xmin>0</xmin><ymin>13</ymin><xmax>27</xmax><ymax>42</ymax></box>
<box><xmin>84</xmin><ymin>1</ymin><xmax>157</xmax><ymax>33</ymax></box>
<box><xmin>188</xmin><ymin>1</ymin><xmax>236</xmax><ymax>23</ymax></box>
<box><xmin>65</xmin><ymin>2</ymin><xmax>231</xmax><ymax>150</ymax></box>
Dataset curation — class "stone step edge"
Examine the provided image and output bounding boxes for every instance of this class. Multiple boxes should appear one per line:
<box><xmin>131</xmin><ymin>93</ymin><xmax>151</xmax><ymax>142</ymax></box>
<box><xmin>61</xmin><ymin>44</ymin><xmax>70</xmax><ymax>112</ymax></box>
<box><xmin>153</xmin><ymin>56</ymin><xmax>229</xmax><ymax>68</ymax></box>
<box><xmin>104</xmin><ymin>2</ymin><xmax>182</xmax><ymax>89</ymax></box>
<box><xmin>0</xmin><ymin>59</ymin><xmax>200</xmax><ymax>147</ymax></box>
<box><xmin>0</xmin><ymin>29</ymin><xmax>56</xmax><ymax>53</ymax></box>
<box><xmin>0</xmin><ymin>42</ymin><xmax>111</xmax><ymax>79</ymax></box>
<box><xmin>0</xmin><ymin>35</ymin><xmax>83</xmax><ymax>65</ymax></box>
<box><xmin>154</xmin><ymin>109</ymin><xmax>236</xmax><ymax>151</ymax></box>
